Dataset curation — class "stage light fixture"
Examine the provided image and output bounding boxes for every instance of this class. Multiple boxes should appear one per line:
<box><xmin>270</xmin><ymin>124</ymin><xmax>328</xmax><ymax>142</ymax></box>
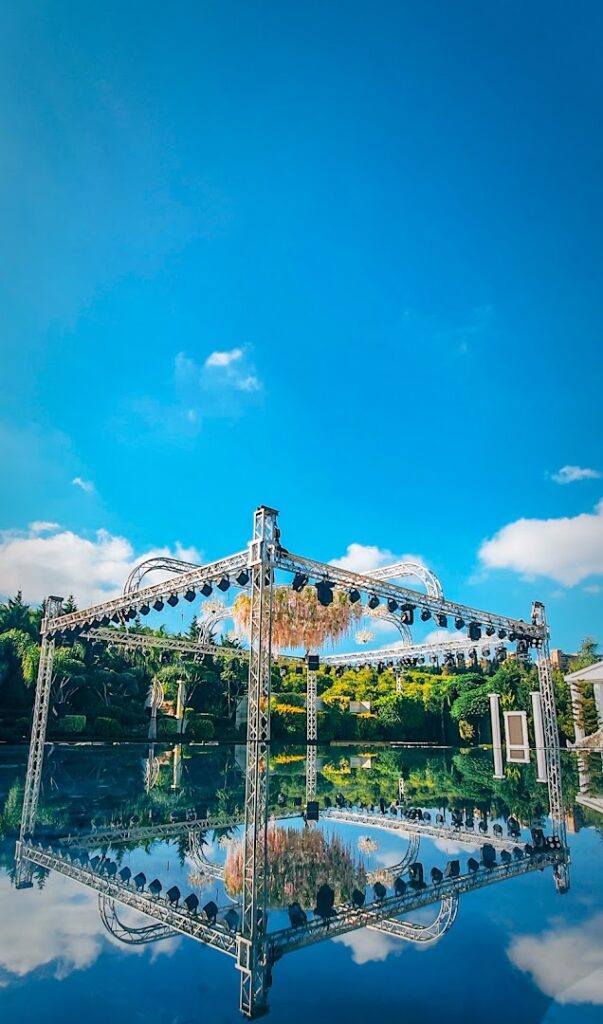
<box><xmin>217</xmin><ymin>577</ymin><xmax>230</xmax><ymax>592</ymax></box>
<box><xmin>139</xmin><ymin>604</ymin><xmax>150</xmax><ymax>616</ymax></box>
<box><xmin>436</xmin><ymin>613</ymin><xmax>448</xmax><ymax>628</ymax></box>
<box><xmin>100</xmin><ymin>615</ymin><xmax>110</xmax><ymax>626</ymax></box>
<box><xmin>454</xmin><ymin>616</ymin><xmax>465</xmax><ymax>630</ymax></box>
<box><xmin>167</xmin><ymin>885</ymin><xmax>181</xmax><ymax>905</ymax></box>
<box><xmin>292</xmin><ymin>573</ymin><xmax>309</xmax><ymax>592</ymax></box>
<box><xmin>467</xmin><ymin>857</ymin><xmax>479</xmax><ymax>873</ymax></box>
<box><xmin>445</xmin><ymin>860</ymin><xmax>460</xmax><ymax>879</ymax></box>
<box><xmin>111</xmin><ymin>611</ymin><xmax>122</xmax><ymax>622</ymax></box>
<box><xmin>373</xmin><ymin>882</ymin><xmax>387</xmax><ymax>901</ymax></box>
<box><xmin>315</xmin><ymin>884</ymin><xmax>335</xmax><ymax>919</ymax></box>
<box><xmin>133</xmin><ymin>872</ymin><xmax>146</xmax><ymax>891</ymax></box>
<box><xmin>368</xmin><ymin>594</ymin><xmax>380</xmax><ymax>610</ymax></box>
<box><xmin>184</xmin><ymin>893</ymin><xmax>199</xmax><ymax>913</ymax></box>
<box><xmin>288</xmin><ymin>902</ymin><xmax>307</xmax><ymax>928</ymax></box>
<box><xmin>348</xmin><ymin>588</ymin><xmax>361</xmax><ymax>603</ymax></box>
<box><xmin>184</xmin><ymin>589</ymin><xmax>196</xmax><ymax>603</ymax></box>
<box><xmin>485</xmin><ymin>624</ymin><xmax>495</xmax><ymax>636</ymax></box>
<box><xmin>387</xmin><ymin>598</ymin><xmax>398</xmax><ymax>613</ymax></box>
<box><xmin>420</xmin><ymin>608</ymin><xmax>431</xmax><ymax>622</ymax></box>
<box><xmin>149</xmin><ymin>878</ymin><xmax>162</xmax><ymax>896</ymax></box>
<box><xmin>401</xmin><ymin>603</ymin><xmax>415</xmax><ymax>625</ymax></box>
<box><xmin>167</xmin><ymin>594</ymin><xmax>179</xmax><ymax>607</ymax></box>
<box><xmin>352</xmin><ymin>888</ymin><xmax>365</xmax><ymax>909</ymax></box>
<box><xmin>224</xmin><ymin>908</ymin><xmax>240</xmax><ymax>931</ymax></box>
<box><xmin>431</xmin><ymin>867</ymin><xmax>443</xmax><ymax>884</ymax></box>
<box><xmin>497</xmin><ymin>628</ymin><xmax>507</xmax><ymax>640</ymax></box>
<box><xmin>509</xmin><ymin>630</ymin><xmax>517</xmax><ymax>642</ymax></box>
<box><xmin>200</xmin><ymin>583</ymin><xmax>213</xmax><ymax>598</ymax></box>
<box><xmin>394</xmin><ymin>876</ymin><xmax>406</xmax><ymax>896</ymax></box>
<box><xmin>203</xmin><ymin>900</ymin><xmax>218</xmax><ymax>924</ymax></box>
<box><xmin>409</xmin><ymin>862</ymin><xmax>424</xmax><ymax>888</ymax></box>
<box><xmin>236</xmin><ymin>569</ymin><xmax>250</xmax><ymax>586</ymax></box>
<box><xmin>468</xmin><ymin>622</ymin><xmax>481</xmax><ymax>641</ymax></box>
<box><xmin>119</xmin><ymin>867</ymin><xmax>131</xmax><ymax>883</ymax></box>
<box><xmin>316</xmin><ymin>580</ymin><xmax>334</xmax><ymax>607</ymax></box>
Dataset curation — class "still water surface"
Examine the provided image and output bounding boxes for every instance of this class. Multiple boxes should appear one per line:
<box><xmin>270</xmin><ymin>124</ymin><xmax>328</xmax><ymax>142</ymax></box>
<box><xmin>1</xmin><ymin>743</ymin><xmax>602</xmax><ymax>1023</ymax></box>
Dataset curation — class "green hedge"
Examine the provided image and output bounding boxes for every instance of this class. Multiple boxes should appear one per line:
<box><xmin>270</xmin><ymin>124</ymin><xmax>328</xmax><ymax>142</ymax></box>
<box><xmin>56</xmin><ymin>714</ymin><xmax>87</xmax><ymax>734</ymax></box>
<box><xmin>186</xmin><ymin>716</ymin><xmax>215</xmax><ymax>741</ymax></box>
<box><xmin>157</xmin><ymin>716</ymin><xmax>179</xmax><ymax>738</ymax></box>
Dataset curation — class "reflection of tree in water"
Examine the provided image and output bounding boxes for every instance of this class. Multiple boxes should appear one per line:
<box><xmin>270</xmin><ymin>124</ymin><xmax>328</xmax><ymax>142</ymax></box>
<box><xmin>224</xmin><ymin>826</ymin><xmax>367</xmax><ymax>907</ymax></box>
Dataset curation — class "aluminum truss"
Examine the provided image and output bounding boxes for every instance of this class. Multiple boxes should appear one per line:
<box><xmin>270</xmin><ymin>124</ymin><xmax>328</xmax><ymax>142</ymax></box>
<box><xmin>323</xmin><ymin>635</ymin><xmax>505</xmax><ymax>669</ymax></box>
<box><xmin>81</xmin><ymin>627</ymin><xmax>249</xmax><ymax>661</ymax></box>
<box><xmin>323</xmin><ymin>809</ymin><xmax>520</xmax><ymax>851</ymax></box>
<box><xmin>370</xmin><ymin>893</ymin><xmax>458</xmax><ymax>944</ymax></box>
<box><xmin>99</xmin><ymin>895</ymin><xmax>175</xmax><ymax>945</ymax></box>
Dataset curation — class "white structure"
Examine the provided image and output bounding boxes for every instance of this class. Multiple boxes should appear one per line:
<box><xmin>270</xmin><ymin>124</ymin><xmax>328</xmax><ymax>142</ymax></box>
<box><xmin>565</xmin><ymin>661</ymin><xmax>603</xmax><ymax>747</ymax></box>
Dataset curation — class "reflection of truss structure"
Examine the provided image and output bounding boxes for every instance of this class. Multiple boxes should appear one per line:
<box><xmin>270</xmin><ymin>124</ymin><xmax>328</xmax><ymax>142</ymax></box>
<box><xmin>16</xmin><ymin>505</ymin><xmax>570</xmax><ymax>1017</ymax></box>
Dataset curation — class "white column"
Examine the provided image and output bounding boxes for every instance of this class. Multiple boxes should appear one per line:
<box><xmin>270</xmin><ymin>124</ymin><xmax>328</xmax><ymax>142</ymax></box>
<box><xmin>489</xmin><ymin>693</ymin><xmax>505</xmax><ymax>779</ymax></box>
<box><xmin>530</xmin><ymin>691</ymin><xmax>548</xmax><ymax>783</ymax></box>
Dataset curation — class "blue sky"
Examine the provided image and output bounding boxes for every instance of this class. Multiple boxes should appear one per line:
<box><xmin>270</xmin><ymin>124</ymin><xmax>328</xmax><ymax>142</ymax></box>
<box><xmin>0</xmin><ymin>1</ymin><xmax>602</xmax><ymax>651</ymax></box>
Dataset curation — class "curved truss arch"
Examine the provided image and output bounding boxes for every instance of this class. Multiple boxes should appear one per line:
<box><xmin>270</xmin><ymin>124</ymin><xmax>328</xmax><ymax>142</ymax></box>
<box><xmin>369</xmin><ymin>894</ymin><xmax>459</xmax><ymax>944</ymax></box>
<box><xmin>366</xmin><ymin>834</ymin><xmax>420</xmax><ymax>885</ymax></box>
<box><xmin>99</xmin><ymin>894</ymin><xmax>175</xmax><ymax>945</ymax></box>
<box><xmin>124</xmin><ymin>557</ymin><xmax>200</xmax><ymax>595</ymax></box>
<box><xmin>369</xmin><ymin>561</ymin><xmax>444</xmax><ymax>600</ymax></box>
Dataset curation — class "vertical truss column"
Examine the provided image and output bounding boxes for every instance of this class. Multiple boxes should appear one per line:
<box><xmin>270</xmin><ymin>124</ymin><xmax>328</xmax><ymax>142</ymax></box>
<box><xmin>306</xmin><ymin>744</ymin><xmax>317</xmax><ymax>803</ymax></box>
<box><xmin>532</xmin><ymin>602</ymin><xmax>570</xmax><ymax>893</ymax></box>
<box><xmin>238</xmin><ymin>507</ymin><xmax>277</xmax><ymax>1018</ymax></box>
<box><xmin>16</xmin><ymin>596</ymin><xmax>62</xmax><ymax>887</ymax></box>
<box><xmin>306</xmin><ymin>661</ymin><xmax>318</xmax><ymax>743</ymax></box>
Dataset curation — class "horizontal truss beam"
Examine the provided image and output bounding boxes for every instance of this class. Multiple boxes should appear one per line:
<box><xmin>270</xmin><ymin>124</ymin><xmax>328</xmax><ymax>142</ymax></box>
<box><xmin>323</xmin><ymin>636</ymin><xmax>506</xmax><ymax>668</ymax></box>
<box><xmin>323</xmin><ymin>809</ymin><xmax>520</xmax><ymax>850</ymax></box>
<box><xmin>267</xmin><ymin>851</ymin><xmax>564</xmax><ymax>957</ymax></box>
<box><xmin>276</xmin><ymin>550</ymin><xmax>544</xmax><ymax>641</ymax></box>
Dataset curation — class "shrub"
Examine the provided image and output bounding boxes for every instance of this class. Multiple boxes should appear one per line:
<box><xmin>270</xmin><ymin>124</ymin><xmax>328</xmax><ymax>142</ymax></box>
<box><xmin>56</xmin><ymin>714</ymin><xmax>86</xmax><ymax>735</ymax></box>
<box><xmin>157</xmin><ymin>716</ymin><xmax>179</xmax><ymax>738</ymax></box>
<box><xmin>186</xmin><ymin>716</ymin><xmax>215</xmax><ymax>741</ymax></box>
<box><xmin>94</xmin><ymin>717</ymin><xmax>122</xmax><ymax>738</ymax></box>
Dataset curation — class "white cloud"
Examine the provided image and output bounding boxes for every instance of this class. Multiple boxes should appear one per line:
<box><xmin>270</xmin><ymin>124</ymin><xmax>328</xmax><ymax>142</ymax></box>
<box><xmin>236</xmin><ymin>374</ymin><xmax>261</xmax><ymax>392</ymax></box>
<box><xmin>0</xmin><ymin>871</ymin><xmax>180</xmax><ymax>984</ymax></box>
<box><xmin>508</xmin><ymin>913</ymin><xmax>603</xmax><ymax>1005</ymax></box>
<box><xmin>551</xmin><ymin>465</ymin><xmax>601</xmax><ymax>485</ymax></box>
<box><xmin>72</xmin><ymin>476</ymin><xmax>95</xmax><ymax>494</ymax></box>
<box><xmin>29</xmin><ymin>521</ymin><xmax>60</xmax><ymax>534</ymax></box>
<box><xmin>0</xmin><ymin>525</ymin><xmax>201</xmax><ymax>606</ymax></box>
<box><xmin>330</xmin><ymin>543</ymin><xmax>410</xmax><ymax>574</ymax></box>
<box><xmin>479</xmin><ymin>501</ymin><xmax>603</xmax><ymax>586</ymax></box>
<box><xmin>584</xmin><ymin>584</ymin><xmax>602</xmax><ymax>595</ymax></box>
<box><xmin>205</xmin><ymin>347</ymin><xmax>243</xmax><ymax>367</ymax></box>
<box><xmin>333</xmin><ymin>927</ymin><xmax>404</xmax><ymax>964</ymax></box>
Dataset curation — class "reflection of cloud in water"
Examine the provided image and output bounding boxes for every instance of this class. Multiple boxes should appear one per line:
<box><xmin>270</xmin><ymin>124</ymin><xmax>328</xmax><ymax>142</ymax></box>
<box><xmin>431</xmin><ymin>837</ymin><xmax>481</xmax><ymax>856</ymax></box>
<box><xmin>334</xmin><ymin>928</ymin><xmax>404</xmax><ymax>964</ymax></box>
<box><xmin>0</xmin><ymin>871</ymin><xmax>180</xmax><ymax>984</ymax></box>
<box><xmin>508</xmin><ymin>913</ymin><xmax>603</xmax><ymax>1005</ymax></box>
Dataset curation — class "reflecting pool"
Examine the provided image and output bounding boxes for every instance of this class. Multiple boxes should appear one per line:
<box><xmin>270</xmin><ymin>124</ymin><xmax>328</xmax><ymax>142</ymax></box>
<box><xmin>1</xmin><ymin>743</ymin><xmax>602</xmax><ymax>1023</ymax></box>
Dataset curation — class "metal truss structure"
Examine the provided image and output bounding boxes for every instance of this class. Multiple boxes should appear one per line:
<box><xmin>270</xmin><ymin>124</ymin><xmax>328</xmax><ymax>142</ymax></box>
<box><xmin>369</xmin><ymin>561</ymin><xmax>444</xmax><ymax>599</ymax></box>
<box><xmin>16</xmin><ymin>505</ymin><xmax>569</xmax><ymax>1015</ymax></box>
<box><xmin>369</xmin><ymin>894</ymin><xmax>458</xmax><ymax>944</ymax></box>
<box><xmin>99</xmin><ymin>895</ymin><xmax>175</xmax><ymax>945</ymax></box>
<box><xmin>322</xmin><ymin>635</ymin><xmax>504</xmax><ymax>669</ymax></box>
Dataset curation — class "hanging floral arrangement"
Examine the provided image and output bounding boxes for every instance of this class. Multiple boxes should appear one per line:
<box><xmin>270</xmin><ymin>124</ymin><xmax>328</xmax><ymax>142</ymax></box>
<box><xmin>232</xmin><ymin>586</ymin><xmax>362</xmax><ymax>652</ymax></box>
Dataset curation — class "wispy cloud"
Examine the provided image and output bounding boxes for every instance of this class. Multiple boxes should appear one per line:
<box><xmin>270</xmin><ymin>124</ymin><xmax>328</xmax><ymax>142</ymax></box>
<box><xmin>204</xmin><ymin>347</ymin><xmax>243</xmax><ymax>368</ymax></box>
<box><xmin>29</xmin><ymin>521</ymin><xmax>60</xmax><ymax>534</ymax></box>
<box><xmin>72</xmin><ymin>476</ymin><xmax>95</xmax><ymax>494</ymax></box>
<box><xmin>128</xmin><ymin>346</ymin><xmax>263</xmax><ymax>440</ymax></box>
<box><xmin>550</xmin><ymin>465</ymin><xmax>601</xmax><ymax>485</ymax></box>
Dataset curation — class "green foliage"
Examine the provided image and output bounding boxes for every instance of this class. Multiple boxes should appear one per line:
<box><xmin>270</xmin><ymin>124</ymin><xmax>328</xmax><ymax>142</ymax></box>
<box><xmin>186</xmin><ymin>716</ymin><xmax>215</xmax><ymax>741</ymax></box>
<box><xmin>55</xmin><ymin>714</ymin><xmax>87</xmax><ymax>734</ymax></box>
<box><xmin>157</xmin><ymin>716</ymin><xmax>179</xmax><ymax>738</ymax></box>
<box><xmin>94</xmin><ymin>716</ymin><xmax>122</xmax><ymax>738</ymax></box>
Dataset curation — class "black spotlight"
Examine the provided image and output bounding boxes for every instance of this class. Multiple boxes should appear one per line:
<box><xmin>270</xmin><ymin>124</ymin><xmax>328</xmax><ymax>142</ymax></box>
<box><xmin>149</xmin><ymin>878</ymin><xmax>162</xmax><ymax>897</ymax></box>
<box><xmin>167</xmin><ymin>885</ymin><xmax>181</xmax><ymax>905</ymax></box>
<box><xmin>531</xmin><ymin>828</ymin><xmax>546</xmax><ymax>850</ymax></box>
<box><xmin>394</xmin><ymin>876</ymin><xmax>406</xmax><ymax>896</ymax></box>
<box><xmin>368</xmin><ymin>594</ymin><xmax>380</xmax><ymax>610</ymax></box>
<box><xmin>139</xmin><ymin>604</ymin><xmax>150</xmax><ymax>616</ymax></box>
<box><xmin>316</xmin><ymin>580</ymin><xmax>334</xmax><ymax>607</ymax></box>
<box><xmin>445</xmin><ymin>860</ymin><xmax>460</xmax><ymax>879</ymax></box>
<box><xmin>119</xmin><ymin>866</ymin><xmax>131</xmax><ymax>883</ymax></box>
<box><xmin>203</xmin><ymin>900</ymin><xmax>218</xmax><ymax>924</ymax></box>
<box><xmin>167</xmin><ymin>594</ymin><xmax>179</xmax><ymax>607</ymax></box>
<box><xmin>497</xmin><ymin>628</ymin><xmax>507</xmax><ymax>640</ymax></box>
<box><xmin>200</xmin><ymin>583</ymin><xmax>213</xmax><ymax>598</ymax></box>
<box><xmin>500</xmin><ymin>850</ymin><xmax>512</xmax><ymax>866</ymax></box>
<box><xmin>183</xmin><ymin>589</ymin><xmax>195</xmax><ymax>603</ymax></box>
<box><xmin>430</xmin><ymin>867</ymin><xmax>443</xmax><ymax>884</ymax></box>
<box><xmin>236</xmin><ymin>569</ymin><xmax>250</xmax><ymax>586</ymax></box>
<box><xmin>401</xmin><ymin>603</ymin><xmax>415</xmax><ymax>625</ymax></box>
<box><xmin>292</xmin><ymin>573</ymin><xmax>309</xmax><ymax>592</ymax></box>
<box><xmin>509</xmin><ymin>630</ymin><xmax>517</xmax><ymax>642</ymax></box>
<box><xmin>493</xmin><ymin>823</ymin><xmax>503</xmax><ymax>838</ymax></box>
<box><xmin>485</xmin><ymin>624</ymin><xmax>495</xmax><ymax>637</ymax></box>
<box><xmin>373</xmin><ymin>882</ymin><xmax>387</xmax><ymax>901</ymax></box>
<box><xmin>467</xmin><ymin>857</ymin><xmax>480</xmax><ymax>873</ymax></box>
<box><xmin>306</xmin><ymin>801</ymin><xmax>319</xmax><ymax>822</ymax></box>
<box><xmin>436</xmin><ymin>613</ymin><xmax>448</xmax><ymax>628</ymax></box>
<box><xmin>454</xmin><ymin>616</ymin><xmax>465</xmax><ymax>630</ymax></box>
<box><xmin>307</xmin><ymin>654</ymin><xmax>320</xmax><ymax>671</ymax></box>
<box><xmin>133</xmin><ymin>872</ymin><xmax>146</xmax><ymax>891</ymax></box>
<box><xmin>217</xmin><ymin>577</ymin><xmax>230</xmax><ymax>592</ymax></box>
<box><xmin>348</xmin><ymin>588</ymin><xmax>361</xmax><ymax>604</ymax></box>
<box><xmin>288</xmin><ymin>902</ymin><xmax>307</xmax><ymax>928</ymax></box>
<box><xmin>153</xmin><ymin>599</ymin><xmax>164</xmax><ymax>612</ymax></box>
<box><xmin>387</xmin><ymin>598</ymin><xmax>398</xmax><ymax>614</ymax></box>
<box><xmin>481</xmin><ymin>844</ymin><xmax>497</xmax><ymax>870</ymax></box>
<box><xmin>420</xmin><ymin>608</ymin><xmax>431</xmax><ymax>622</ymax></box>
<box><xmin>468</xmin><ymin>622</ymin><xmax>481</xmax><ymax>641</ymax></box>
<box><xmin>315</xmin><ymin>884</ymin><xmax>335</xmax><ymax>919</ymax></box>
<box><xmin>352</xmin><ymin>888</ymin><xmax>366</xmax><ymax>909</ymax></box>
<box><xmin>184</xmin><ymin>893</ymin><xmax>199</xmax><ymax>914</ymax></box>
<box><xmin>100</xmin><ymin>615</ymin><xmax>110</xmax><ymax>626</ymax></box>
<box><xmin>409</xmin><ymin>862</ymin><xmax>425</xmax><ymax>888</ymax></box>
